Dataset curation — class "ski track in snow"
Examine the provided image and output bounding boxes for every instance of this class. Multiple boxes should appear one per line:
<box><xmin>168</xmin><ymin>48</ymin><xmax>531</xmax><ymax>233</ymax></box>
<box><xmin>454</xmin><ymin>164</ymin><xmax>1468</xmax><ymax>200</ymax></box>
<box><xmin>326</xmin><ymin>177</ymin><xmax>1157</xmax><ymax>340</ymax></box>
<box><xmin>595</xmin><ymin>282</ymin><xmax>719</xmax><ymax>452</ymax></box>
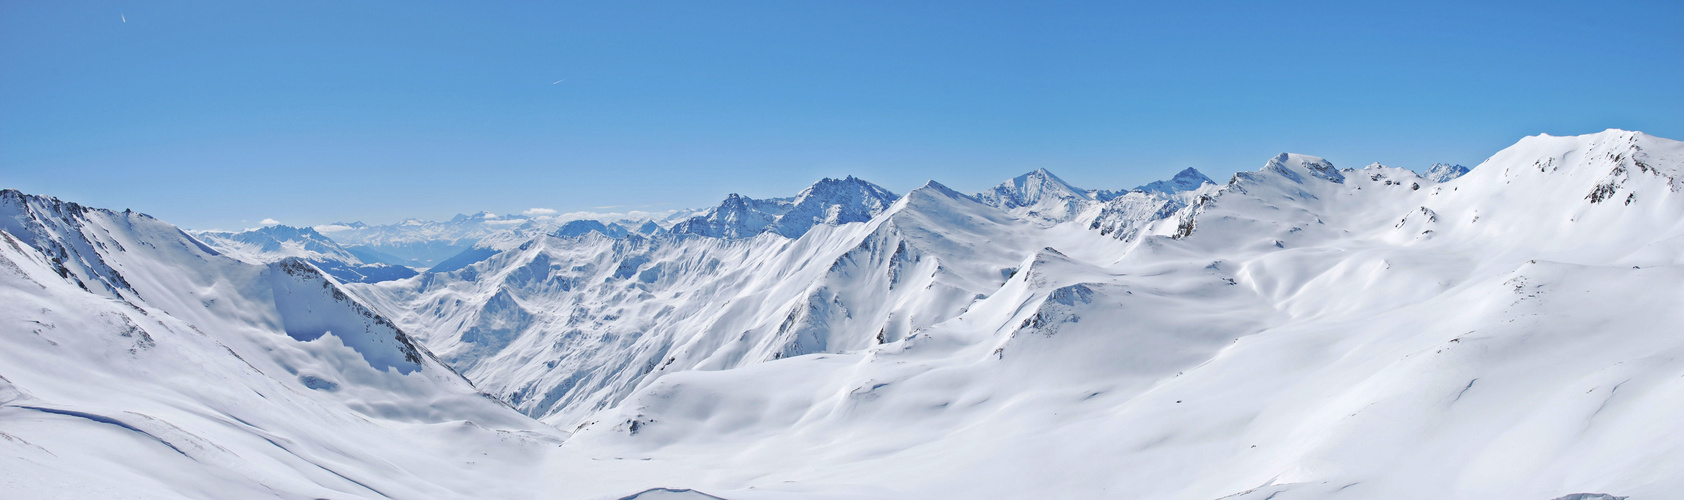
<box><xmin>2</xmin><ymin>129</ymin><xmax>1680</xmax><ymax>499</ymax></box>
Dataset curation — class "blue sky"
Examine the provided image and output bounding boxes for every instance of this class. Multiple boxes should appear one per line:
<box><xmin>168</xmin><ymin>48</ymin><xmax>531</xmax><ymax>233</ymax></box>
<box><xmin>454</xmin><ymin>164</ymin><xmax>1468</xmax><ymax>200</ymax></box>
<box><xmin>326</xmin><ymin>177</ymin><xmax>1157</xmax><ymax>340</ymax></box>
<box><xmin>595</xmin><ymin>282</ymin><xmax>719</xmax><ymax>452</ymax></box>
<box><xmin>3</xmin><ymin>1</ymin><xmax>1680</xmax><ymax>229</ymax></box>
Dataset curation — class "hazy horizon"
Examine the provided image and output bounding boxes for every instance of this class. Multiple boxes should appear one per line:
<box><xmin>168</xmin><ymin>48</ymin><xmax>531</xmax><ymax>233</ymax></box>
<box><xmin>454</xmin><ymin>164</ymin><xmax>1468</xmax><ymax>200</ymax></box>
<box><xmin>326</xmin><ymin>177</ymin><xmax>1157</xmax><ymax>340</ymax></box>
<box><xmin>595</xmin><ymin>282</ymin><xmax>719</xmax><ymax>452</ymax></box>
<box><xmin>4</xmin><ymin>1</ymin><xmax>1680</xmax><ymax>229</ymax></box>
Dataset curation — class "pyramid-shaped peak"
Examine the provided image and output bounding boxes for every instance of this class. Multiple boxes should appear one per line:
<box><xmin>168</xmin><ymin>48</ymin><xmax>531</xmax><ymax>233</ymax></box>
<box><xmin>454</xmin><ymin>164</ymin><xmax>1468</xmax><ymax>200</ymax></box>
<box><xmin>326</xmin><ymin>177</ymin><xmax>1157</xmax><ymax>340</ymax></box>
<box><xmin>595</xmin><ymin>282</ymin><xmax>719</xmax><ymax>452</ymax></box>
<box><xmin>1011</xmin><ymin>168</ymin><xmax>1078</xmax><ymax>187</ymax></box>
<box><xmin>1133</xmin><ymin>167</ymin><xmax>1216</xmax><ymax>195</ymax></box>
<box><xmin>978</xmin><ymin>169</ymin><xmax>1088</xmax><ymax>208</ymax></box>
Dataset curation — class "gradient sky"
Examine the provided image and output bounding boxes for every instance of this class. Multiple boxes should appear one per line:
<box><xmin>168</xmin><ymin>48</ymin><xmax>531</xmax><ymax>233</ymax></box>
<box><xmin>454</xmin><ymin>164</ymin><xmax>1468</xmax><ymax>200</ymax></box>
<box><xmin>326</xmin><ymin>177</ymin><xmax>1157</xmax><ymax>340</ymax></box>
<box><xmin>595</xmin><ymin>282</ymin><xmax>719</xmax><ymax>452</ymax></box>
<box><xmin>3</xmin><ymin>1</ymin><xmax>1680</xmax><ymax>230</ymax></box>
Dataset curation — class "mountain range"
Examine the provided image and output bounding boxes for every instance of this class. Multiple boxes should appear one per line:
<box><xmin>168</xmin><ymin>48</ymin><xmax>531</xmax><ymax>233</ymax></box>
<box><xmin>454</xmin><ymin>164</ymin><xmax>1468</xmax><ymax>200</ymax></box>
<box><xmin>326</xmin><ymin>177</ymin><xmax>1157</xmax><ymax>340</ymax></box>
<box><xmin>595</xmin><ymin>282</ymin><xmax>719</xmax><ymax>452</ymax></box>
<box><xmin>2</xmin><ymin>130</ymin><xmax>1676</xmax><ymax>500</ymax></box>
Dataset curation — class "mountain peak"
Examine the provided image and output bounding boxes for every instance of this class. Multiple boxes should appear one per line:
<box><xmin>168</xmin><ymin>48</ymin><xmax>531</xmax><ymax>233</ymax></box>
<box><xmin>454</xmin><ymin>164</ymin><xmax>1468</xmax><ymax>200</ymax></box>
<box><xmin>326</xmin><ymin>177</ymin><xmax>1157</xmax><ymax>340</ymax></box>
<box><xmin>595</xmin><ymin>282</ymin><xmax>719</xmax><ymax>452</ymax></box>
<box><xmin>1133</xmin><ymin>168</ymin><xmax>1215</xmax><ymax>195</ymax></box>
<box><xmin>773</xmin><ymin>176</ymin><xmax>897</xmax><ymax>237</ymax></box>
<box><xmin>1263</xmin><ymin>153</ymin><xmax>1344</xmax><ymax>184</ymax></box>
<box><xmin>972</xmin><ymin>169</ymin><xmax>1093</xmax><ymax>223</ymax></box>
<box><xmin>1422</xmin><ymin>163</ymin><xmax>1471</xmax><ymax>182</ymax></box>
<box><xmin>671</xmin><ymin>177</ymin><xmax>897</xmax><ymax>239</ymax></box>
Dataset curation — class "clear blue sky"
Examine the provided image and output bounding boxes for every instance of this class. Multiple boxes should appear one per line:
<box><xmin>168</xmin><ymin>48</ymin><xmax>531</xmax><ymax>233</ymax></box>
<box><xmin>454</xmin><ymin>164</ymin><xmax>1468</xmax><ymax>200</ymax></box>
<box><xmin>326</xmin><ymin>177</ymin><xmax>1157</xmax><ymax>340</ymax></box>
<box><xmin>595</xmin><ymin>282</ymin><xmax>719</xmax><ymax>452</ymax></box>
<box><xmin>3</xmin><ymin>1</ymin><xmax>1680</xmax><ymax>229</ymax></box>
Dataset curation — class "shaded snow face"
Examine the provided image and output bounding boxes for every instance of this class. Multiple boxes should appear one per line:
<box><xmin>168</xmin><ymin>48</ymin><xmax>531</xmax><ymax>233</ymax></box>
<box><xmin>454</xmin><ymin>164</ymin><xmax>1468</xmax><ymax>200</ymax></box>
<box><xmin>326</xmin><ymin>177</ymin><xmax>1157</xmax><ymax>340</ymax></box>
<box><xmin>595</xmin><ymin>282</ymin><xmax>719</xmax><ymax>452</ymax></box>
<box><xmin>552</xmin><ymin>130</ymin><xmax>1684</xmax><ymax>499</ymax></box>
<box><xmin>267</xmin><ymin>258</ymin><xmax>424</xmax><ymax>374</ymax></box>
<box><xmin>10</xmin><ymin>129</ymin><xmax>1684</xmax><ymax>500</ymax></box>
<box><xmin>0</xmin><ymin>191</ymin><xmax>558</xmax><ymax>499</ymax></box>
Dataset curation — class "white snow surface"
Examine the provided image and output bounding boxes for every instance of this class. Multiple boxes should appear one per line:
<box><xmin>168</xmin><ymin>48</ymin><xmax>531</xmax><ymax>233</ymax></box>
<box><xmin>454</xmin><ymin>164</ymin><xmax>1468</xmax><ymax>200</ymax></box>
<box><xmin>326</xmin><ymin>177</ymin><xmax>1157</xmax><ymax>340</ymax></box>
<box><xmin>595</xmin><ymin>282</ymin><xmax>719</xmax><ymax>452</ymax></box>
<box><xmin>5</xmin><ymin>129</ymin><xmax>1684</xmax><ymax>500</ymax></box>
<box><xmin>0</xmin><ymin>193</ymin><xmax>559</xmax><ymax>499</ymax></box>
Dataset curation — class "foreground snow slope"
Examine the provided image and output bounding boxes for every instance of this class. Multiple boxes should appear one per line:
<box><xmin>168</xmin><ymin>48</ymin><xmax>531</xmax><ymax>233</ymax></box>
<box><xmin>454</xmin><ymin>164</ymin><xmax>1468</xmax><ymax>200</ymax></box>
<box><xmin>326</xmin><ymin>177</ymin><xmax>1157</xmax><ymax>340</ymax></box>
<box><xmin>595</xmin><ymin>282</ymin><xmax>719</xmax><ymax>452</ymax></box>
<box><xmin>3</xmin><ymin>129</ymin><xmax>1681</xmax><ymax>500</ymax></box>
<box><xmin>0</xmin><ymin>191</ymin><xmax>559</xmax><ymax>499</ymax></box>
<box><xmin>547</xmin><ymin>130</ymin><xmax>1683</xmax><ymax>499</ymax></box>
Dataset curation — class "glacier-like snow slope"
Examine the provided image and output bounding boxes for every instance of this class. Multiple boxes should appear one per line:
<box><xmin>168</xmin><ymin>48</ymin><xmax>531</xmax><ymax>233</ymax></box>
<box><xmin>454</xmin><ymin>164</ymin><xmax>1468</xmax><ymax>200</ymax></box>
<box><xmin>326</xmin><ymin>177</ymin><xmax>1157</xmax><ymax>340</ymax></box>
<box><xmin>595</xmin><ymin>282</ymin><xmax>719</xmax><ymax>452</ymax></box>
<box><xmin>351</xmin><ymin>178</ymin><xmax>1045</xmax><ymax>425</ymax></box>
<box><xmin>194</xmin><ymin>224</ymin><xmax>419</xmax><ymax>283</ymax></box>
<box><xmin>511</xmin><ymin>130</ymin><xmax>1679</xmax><ymax>499</ymax></box>
<box><xmin>3</xmin><ymin>129</ymin><xmax>1680</xmax><ymax>500</ymax></box>
<box><xmin>0</xmin><ymin>191</ymin><xmax>560</xmax><ymax>499</ymax></box>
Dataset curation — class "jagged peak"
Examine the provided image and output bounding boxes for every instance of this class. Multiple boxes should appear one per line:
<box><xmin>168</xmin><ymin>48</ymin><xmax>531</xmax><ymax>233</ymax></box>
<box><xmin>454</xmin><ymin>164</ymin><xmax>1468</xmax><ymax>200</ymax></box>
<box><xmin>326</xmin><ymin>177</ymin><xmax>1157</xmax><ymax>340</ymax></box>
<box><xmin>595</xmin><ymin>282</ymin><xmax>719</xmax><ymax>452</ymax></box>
<box><xmin>996</xmin><ymin>168</ymin><xmax>1084</xmax><ymax>195</ymax></box>
<box><xmin>1422</xmin><ymin>163</ymin><xmax>1471</xmax><ymax>182</ymax></box>
<box><xmin>793</xmin><ymin>176</ymin><xmax>898</xmax><ymax>203</ymax></box>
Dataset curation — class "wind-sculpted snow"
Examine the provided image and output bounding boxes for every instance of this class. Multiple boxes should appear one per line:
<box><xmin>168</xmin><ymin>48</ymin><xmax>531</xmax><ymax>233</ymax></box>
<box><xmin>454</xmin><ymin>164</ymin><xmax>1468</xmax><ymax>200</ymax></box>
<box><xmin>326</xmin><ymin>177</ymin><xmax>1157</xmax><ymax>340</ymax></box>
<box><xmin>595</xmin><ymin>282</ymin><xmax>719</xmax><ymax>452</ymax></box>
<box><xmin>9</xmin><ymin>130</ymin><xmax>1684</xmax><ymax>499</ymax></box>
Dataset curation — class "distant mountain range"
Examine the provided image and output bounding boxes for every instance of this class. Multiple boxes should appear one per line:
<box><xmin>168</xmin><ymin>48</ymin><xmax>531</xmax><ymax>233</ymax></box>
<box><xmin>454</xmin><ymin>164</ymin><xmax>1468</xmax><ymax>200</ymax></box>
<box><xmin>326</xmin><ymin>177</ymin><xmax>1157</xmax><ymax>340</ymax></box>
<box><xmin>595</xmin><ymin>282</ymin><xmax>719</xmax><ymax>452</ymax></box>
<box><xmin>9</xmin><ymin>131</ymin><xmax>1676</xmax><ymax>500</ymax></box>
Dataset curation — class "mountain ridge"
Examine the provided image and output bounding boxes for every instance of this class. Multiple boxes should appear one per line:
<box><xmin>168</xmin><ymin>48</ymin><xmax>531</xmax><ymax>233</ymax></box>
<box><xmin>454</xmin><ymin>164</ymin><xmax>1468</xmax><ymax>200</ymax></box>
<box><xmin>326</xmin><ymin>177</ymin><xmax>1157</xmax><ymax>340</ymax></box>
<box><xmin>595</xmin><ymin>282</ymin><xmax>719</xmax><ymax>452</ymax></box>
<box><xmin>5</xmin><ymin>129</ymin><xmax>1684</xmax><ymax>499</ymax></box>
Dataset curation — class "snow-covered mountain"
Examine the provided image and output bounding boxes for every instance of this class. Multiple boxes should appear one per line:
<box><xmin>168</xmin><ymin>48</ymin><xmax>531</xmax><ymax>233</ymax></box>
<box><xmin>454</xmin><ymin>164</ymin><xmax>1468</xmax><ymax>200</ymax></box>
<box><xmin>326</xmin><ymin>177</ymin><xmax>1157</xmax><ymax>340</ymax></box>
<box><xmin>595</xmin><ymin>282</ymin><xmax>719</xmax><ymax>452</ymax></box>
<box><xmin>973</xmin><ymin>168</ymin><xmax>1095</xmax><ymax>223</ymax></box>
<box><xmin>553</xmin><ymin>129</ymin><xmax>1684</xmax><ymax>499</ymax></box>
<box><xmin>313</xmin><ymin>212</ymin><xmax>542</xmax><ymax>268</ymax></box>
<box><xmin>316</xmin><ymin>209</ymin><xmax>693</xmax><ymax>270</ymax></box>
<box><xmin>1423</xmin><ymin>161</ymin><xmax>1473</xmax><ymax>182</ymax></box>
<box><xmin>193</xmin><ymin>224</ymin><xmax>419</xmax><ymax>283</ymax></box>
<box><xmin>975</xmin><ymin>166</ymin><xmax>1216</xmax><ymax>225</ymax></box>
<box><xmin>5</xmin><ymin>129</ymin><xmax>1683</xmax><ymax>500</ymax></box>
<box><xmin>1134</xmin><ymin>166</ymin><xmax>1217</xmax><ymax>195</ymax></box>
<box><xmin>669</xmin><ymin>176</ymin><xmax>898</xmax><ymax>238</ymax></box>
<box><xmin>0</xmin><ymin>190</ymin><xmax>558</xmax><ymax>499</ymax></box>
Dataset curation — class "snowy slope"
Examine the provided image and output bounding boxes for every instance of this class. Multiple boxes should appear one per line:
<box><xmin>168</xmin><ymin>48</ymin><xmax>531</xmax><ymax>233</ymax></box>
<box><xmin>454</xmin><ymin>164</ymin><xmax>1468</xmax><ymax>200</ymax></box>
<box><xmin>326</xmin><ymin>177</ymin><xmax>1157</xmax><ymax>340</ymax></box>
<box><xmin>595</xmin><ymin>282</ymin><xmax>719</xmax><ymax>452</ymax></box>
<box><xmin>194</xmin><ymin>224</ymin><xmax>419</xmax><ymax>283</ymax></box>
<box><xmin>6</xmin><ymin>129</ymin><xmax>1684</xmax><ymax>500</ymax></box>
<box><xmin>0</xmin><ymin>191</ymin><xmax>560</xmax><ymax>499</ymax></box>
<box><xmin>549</xmin><ymin>130</ymin><xmax>1684</xmax><ymax>500</ymax></box>
<box><xmin>350</xmin><ymin>179</ymin><xmax>1057</xmax><ymax>426</ymax></box>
